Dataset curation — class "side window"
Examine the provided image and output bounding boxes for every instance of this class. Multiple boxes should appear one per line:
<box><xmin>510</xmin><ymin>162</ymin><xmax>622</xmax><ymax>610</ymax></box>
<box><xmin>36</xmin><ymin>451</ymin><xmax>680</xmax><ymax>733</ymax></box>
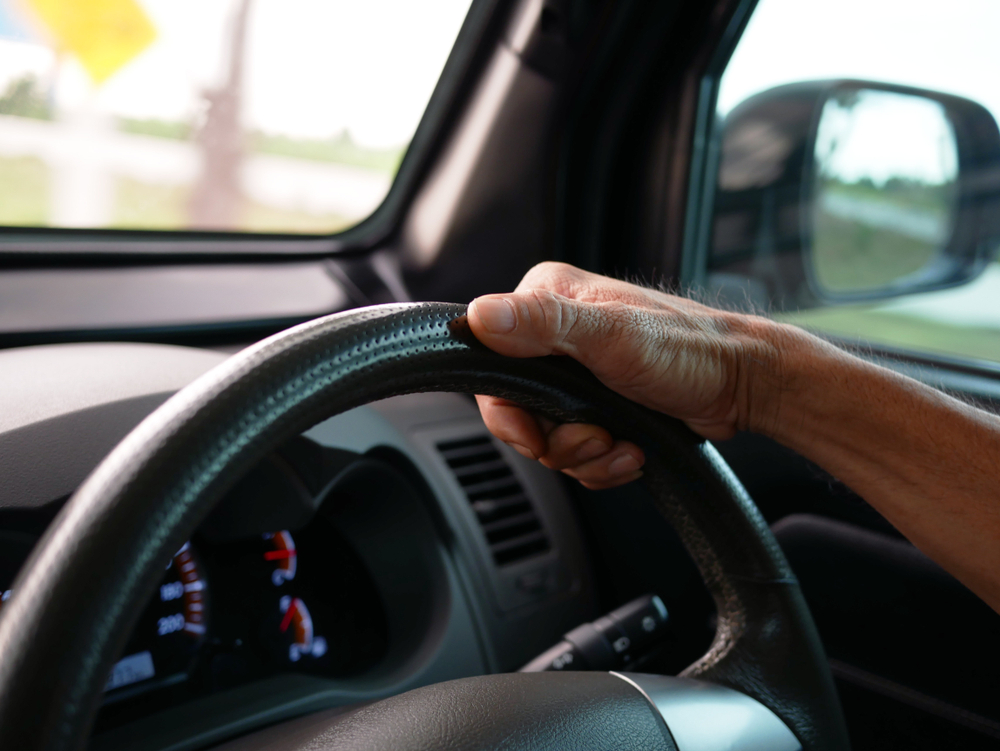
<box><xmin>0</xmin><ymin>0</ymin><xmax>472</xmax><ymax>234</ymax></box>
<box><xmin>709</xmin><ymin>0</ymin><xmax>1000</xmax><ymax>366</ymax></box>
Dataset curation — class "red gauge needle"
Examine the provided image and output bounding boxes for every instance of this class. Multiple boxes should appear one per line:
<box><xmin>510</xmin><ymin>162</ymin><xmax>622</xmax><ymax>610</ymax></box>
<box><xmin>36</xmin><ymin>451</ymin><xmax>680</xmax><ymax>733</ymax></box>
<box><xmin>264</xmin><ymin>550</ymin><xmax>296</xmax><ymax>561</ymax></box>
<box><xmin>280</xmin><ymin>599</ymin><xmax>298</xmax><ymax>633</ymax></box>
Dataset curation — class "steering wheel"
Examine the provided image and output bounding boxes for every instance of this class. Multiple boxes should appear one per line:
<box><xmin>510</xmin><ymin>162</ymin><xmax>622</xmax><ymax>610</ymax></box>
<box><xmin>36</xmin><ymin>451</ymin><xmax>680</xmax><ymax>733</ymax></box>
<box><xmin>0</xmin><ymin>303</ymin><xmax>849</xmax><ymax>751</ymax></box>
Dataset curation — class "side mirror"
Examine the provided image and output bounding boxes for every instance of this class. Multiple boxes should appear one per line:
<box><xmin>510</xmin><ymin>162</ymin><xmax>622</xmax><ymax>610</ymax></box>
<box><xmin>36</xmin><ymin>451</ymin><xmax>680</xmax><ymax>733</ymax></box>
<box><xmin>708</xmin><ymin>80</ymin><xmax>1000</xmax><ymax>308</ymax></box>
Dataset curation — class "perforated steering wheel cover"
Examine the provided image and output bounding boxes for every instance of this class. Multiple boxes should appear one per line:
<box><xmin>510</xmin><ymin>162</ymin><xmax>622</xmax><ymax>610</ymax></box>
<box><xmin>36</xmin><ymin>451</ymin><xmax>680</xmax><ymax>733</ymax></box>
<box><xmin>0</xmin><ymin>303</ymin><xmax>848</xmax><ymax>750</ymax></box>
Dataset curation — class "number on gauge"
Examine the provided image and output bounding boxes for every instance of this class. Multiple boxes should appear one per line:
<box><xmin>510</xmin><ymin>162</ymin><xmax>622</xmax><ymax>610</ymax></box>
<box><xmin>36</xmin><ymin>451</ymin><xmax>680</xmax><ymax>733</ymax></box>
<box><xmin>104</xmin><ymin>541</ymin><xmax>209</xmax><ymax>693</ymax></box>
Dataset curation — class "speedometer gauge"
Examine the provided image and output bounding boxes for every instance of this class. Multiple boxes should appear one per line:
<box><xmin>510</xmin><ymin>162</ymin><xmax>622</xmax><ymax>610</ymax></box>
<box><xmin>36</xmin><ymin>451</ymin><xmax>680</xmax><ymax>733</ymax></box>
<box><xmin>105</xmin><ymin>542</ymin><xmax>209</xmax><ymax>695</ymax></box>
<box><xmin>0</xmin><ymin>535</ymin><xmax>210</xmax><ymax>697</ymax></box>
<box><xmin>159</xmin><ymin>542</ymin><xmax>207</xmax><ymax>638</ymax></box>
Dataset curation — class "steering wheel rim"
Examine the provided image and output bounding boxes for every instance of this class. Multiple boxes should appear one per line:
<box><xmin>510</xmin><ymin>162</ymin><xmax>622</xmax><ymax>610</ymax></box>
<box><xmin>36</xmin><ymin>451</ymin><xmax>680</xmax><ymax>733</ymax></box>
<box><xmin>0</xmin><ymin>302</ymin><xmax>849</xmax><ymax>750</ymax></box>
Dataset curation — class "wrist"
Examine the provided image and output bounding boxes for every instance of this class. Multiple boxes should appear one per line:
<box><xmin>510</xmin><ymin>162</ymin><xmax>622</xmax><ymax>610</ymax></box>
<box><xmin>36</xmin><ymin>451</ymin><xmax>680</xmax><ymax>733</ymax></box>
<box><xmin>736</xmin><ymin>317</ymin><xmax>844</xmax><ymax>441</ymax></box>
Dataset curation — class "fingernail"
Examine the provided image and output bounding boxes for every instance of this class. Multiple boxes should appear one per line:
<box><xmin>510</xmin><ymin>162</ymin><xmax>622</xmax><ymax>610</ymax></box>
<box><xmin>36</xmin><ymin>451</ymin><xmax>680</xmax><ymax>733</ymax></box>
<box><xmin>472</xmin><ymin>297</ymin><xmax>516</xmax><ymax>334</ymax></box>
<box><xmin>576</xmin><ymin>437</ymin><xmax>610</xmax><ymax>463</ymax></box>
<box><xmin>509</xmin><ymin>443</ymin><xmax>536</xmax><ymax>460</ymax></box>
<box><xmin>609</xmin><ymin>453</ymin><xmax>641</xmax><ymax>475</ymax></box>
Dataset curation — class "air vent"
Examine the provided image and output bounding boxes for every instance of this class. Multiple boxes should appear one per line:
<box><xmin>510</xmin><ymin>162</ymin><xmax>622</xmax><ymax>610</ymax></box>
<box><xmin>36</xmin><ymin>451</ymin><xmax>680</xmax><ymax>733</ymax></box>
<box><xmin>437</xmin><ymin>436</ymin><xmax>551</xmax><ymax>566</ymax></box>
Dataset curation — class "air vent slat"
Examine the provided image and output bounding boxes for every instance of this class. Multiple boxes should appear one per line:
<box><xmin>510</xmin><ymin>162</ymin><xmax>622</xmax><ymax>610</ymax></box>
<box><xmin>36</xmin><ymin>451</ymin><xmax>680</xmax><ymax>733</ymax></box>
<box><xmin>437</xmin><ymin>436</ymin><xmax>492</xmax><ymax>453</ymax></box>
<box><xmin>452</xmin><ymin>462</ymin><xmax>511</xmax><ymax>485</ymax></box>
<box><xmin>492</xmin><ymin>533</ymin><xmax>550</xmax><ymax>566</ymax></box>
<box><xmin>472</xmin><ymin>496</ymin><xmax>532</xmax><ymax>524</ymax></box>
<box><xmin>446</xmin><ymin>450</ymin><xmax>502</xmax><ymax>469</ymax></box>
<box><xmin>440</xmin><ymin>443</ymin><xmax>502</xmax><ymax>467</ymax></box>
<box><xmin>483</xmin><ymin>513</ymin><xmax>543</xmax><ymax>544</ymax></box>
<box><xmin>464</xmin><ymin>478</ymin><xmax>522</xmax><ymax>502</ymax></box>
<box><xmin>490</xmin><ymin>528</ymin><xmax>547</xmax><ymax>553</ymax></box>
<box><xmin>437</xmin><ymin>435</ymin><xmax>550</xmax><ymax>567</ymax></box>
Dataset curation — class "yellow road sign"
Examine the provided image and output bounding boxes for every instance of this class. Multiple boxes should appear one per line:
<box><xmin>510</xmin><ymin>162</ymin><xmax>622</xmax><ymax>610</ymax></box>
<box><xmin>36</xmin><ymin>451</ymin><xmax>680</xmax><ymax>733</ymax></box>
<box><xmin>24</xmin><ymin>0</ymin><xmax>156</xmax><ymax>84</ymax></box>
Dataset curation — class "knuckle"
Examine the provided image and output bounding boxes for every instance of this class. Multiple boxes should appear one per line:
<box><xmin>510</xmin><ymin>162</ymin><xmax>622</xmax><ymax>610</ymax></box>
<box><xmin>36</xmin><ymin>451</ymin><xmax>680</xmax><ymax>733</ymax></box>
<box><xmin>522</xmin><ymin>289</ymin><xmax>573</xmax><ymax>343</ymax></box>
<box><xmin>521</xmin><ymin>261</ymin><xmax>584</xmax><ymax>297</ymax></box>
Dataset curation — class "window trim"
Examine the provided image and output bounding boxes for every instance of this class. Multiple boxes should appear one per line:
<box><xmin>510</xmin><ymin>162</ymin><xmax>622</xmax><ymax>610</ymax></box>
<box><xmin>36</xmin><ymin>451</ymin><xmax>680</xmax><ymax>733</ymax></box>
<box><xmin>676</xmin><ymin>0</ymin><xmax>758</xmax><ymax>288</ymax></box>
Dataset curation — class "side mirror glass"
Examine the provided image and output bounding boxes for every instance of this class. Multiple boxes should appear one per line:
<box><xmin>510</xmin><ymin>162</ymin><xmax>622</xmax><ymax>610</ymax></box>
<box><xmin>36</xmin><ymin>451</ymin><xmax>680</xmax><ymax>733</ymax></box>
<box><xmin>708</xmin><ymin>80</ymin><xmax>1000</xmax><ymax>310</ymax></box>
<box><xmin>810</xmin><ymin>89</ymin><xmax>959</xmax><ymax>299</ymax></box>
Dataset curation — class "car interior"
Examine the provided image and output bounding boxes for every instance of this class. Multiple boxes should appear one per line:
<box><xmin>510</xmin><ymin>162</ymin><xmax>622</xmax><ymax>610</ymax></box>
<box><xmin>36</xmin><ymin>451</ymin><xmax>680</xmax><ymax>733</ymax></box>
<box><xmin>0</xmin><ymin>0</ymin><xmax>998</xmax><ymax>749</ymax></box>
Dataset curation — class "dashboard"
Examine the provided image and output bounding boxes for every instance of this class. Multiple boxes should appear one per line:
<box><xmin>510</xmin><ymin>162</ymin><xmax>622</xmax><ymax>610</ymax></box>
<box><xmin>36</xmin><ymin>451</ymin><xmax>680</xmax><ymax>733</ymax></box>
<box><xmin>0</xmin><ymin>342</ymin><xmax>598</xmax><ymax>751</ymax></box>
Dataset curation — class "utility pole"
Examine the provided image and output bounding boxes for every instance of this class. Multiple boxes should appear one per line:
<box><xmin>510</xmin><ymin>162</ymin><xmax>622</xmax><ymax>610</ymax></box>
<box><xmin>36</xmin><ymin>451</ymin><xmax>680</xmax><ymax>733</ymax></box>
<box><xmin>188</xmin><ymin>0</ymin><xmax>251</xmax><ymax>230</ymax></box>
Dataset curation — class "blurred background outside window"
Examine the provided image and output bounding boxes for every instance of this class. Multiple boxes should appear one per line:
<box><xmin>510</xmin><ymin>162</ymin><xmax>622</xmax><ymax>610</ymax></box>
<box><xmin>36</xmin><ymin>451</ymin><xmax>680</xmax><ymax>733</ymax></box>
<box><xmin>0</xmin><ymin>0</ymin><xmax>472</xmax><ymax>233</ymax></box>
<box><xmin>718</xmin><ymin>0</ymin><xmax>1000</xmax><ymax>364</ymax></box>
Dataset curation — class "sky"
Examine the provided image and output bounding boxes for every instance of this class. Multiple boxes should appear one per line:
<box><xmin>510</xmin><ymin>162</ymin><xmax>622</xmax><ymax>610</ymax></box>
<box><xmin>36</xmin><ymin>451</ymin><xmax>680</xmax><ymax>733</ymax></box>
<box><xmin>0</xmin><ymin>0</ymin><xmax>472</xmax><ymax>148</ymax></box>
<box><xmin>814</xmin><ymin>91</ymin><xmax>958</xmax><ymax>186</ymax></box>
<box><xmin>719</xmin><ymin>0</ymin><xmax>1000</xmax><ymax>119</ymax></box>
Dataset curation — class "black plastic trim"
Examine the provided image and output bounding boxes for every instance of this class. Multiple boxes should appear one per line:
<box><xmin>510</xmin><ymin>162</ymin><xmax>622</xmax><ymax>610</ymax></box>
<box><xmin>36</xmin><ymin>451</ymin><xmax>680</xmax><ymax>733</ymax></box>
<box><xmin>830</xmin><ymin>660</ymin><xmax>1000</xmax><ymax>740</ymax></box>
<box><xmin>677</xmin><ymin>0</ymin><xmax>759</xmax><ymax>287</ymax></box>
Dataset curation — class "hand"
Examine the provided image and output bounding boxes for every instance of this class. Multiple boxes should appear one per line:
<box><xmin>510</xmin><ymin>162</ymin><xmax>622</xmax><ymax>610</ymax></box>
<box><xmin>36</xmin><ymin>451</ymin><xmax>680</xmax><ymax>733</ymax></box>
<box><xmin>468</xmin><ymin>262</ymin><xmax>792</xmax><ymax>489</ymax></box>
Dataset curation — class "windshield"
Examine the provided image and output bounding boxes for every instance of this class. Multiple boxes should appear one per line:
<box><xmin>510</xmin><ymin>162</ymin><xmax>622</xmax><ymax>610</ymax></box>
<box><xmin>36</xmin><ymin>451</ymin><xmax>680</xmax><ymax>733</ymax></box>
<box><xmin>0</xmin><ymin>0</ymin><xmax>472</xmax><ymax>235</ymax></box>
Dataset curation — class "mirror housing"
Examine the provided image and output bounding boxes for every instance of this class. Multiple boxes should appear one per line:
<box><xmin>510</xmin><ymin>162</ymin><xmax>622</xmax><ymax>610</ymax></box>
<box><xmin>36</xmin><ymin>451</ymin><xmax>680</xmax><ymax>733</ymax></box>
<box><xmin>708</xmin><ymin>80</ymin><xmax>1000</xmax><ymax>309</ymax></box>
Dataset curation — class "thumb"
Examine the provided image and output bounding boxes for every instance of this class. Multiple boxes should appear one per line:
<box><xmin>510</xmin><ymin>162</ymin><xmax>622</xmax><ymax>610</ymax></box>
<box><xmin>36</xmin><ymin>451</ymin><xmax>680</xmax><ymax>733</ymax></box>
<box><xmin>468</xmin><ymin>291</ymin><xmax>611</xmax><ymax>359</ymax></box>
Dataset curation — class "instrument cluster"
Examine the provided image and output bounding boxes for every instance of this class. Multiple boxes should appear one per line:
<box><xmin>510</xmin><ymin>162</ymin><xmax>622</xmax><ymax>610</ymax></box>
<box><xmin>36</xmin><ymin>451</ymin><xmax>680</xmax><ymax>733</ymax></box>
<box><xmin>0</xmin><ymin>514</ymin><xmax>388</xmax><ymax>718</ymax></box>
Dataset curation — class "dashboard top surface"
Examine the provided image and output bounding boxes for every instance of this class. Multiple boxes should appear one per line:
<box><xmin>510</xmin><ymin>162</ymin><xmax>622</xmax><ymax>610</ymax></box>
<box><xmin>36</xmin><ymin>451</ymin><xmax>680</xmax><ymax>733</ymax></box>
<box><xmin>0</xmin><ymin>341</ymin><xmax>228</xmax><ymax>433</ymax></box>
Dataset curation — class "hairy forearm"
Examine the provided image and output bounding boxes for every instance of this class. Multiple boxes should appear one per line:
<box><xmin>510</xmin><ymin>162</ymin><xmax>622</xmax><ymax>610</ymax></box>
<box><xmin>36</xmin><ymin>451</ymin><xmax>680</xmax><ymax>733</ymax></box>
<box><xmin>760</xmin><ymin>324</ymin><xmax>1000</xmax><ymax>611</ymax></box>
